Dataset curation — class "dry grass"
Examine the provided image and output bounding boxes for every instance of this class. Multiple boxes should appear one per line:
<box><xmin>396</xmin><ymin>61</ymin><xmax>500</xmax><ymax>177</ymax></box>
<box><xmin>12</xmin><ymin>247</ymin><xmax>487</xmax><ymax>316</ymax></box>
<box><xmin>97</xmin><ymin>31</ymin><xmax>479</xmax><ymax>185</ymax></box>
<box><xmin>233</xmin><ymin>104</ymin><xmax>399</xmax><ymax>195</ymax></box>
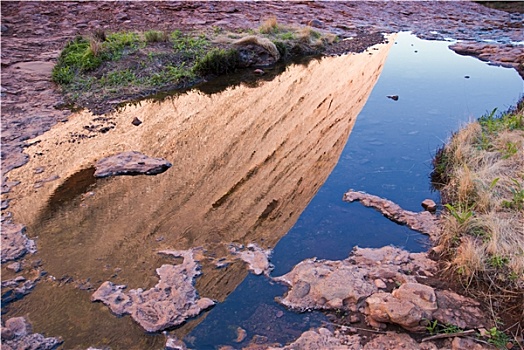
<box><xmin>89</xmin><ymin>37</ymin><xmax>103</xmax><ymax>57</ymax></box>
<box><xmin>433</xmin><ymin>98</ymin><xmax>524</xmax><ymax>326</ymax></box>
<box><xmin>233</xmin><ymin>35</ymin><xmax>280</xmax><ymax>60</ymax></box>
<box><xmin>259</xmin><ymin>16</ymin><xmax>278</xmax><ymax>34</ymax></box>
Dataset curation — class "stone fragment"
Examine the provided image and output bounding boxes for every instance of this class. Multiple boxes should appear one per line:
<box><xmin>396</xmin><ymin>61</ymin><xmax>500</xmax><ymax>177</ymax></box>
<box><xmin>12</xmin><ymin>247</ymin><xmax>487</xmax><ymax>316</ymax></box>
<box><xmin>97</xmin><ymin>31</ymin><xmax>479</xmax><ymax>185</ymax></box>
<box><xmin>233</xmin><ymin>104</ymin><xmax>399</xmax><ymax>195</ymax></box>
<box><xmin>1</xmin><ymin>317</ymin><xmax>63</xmax><ymax>350</ymax></box>
<box><xmin>131</xmin><ymin>117</ymin><xmax>142</xmax><ymax>126</ymax></box>
<box><xmin>1</xmin><ymin>221</ymin><xmax>36</xmax><ymax>263</ymax></box>
<box><xmin>94</xmin><ymin>151</ymin><xmax>172</xmax><ymax>178</ymax></box>
<box><xmin>235</xmin><ymin>327</ymin><xmax>247</xmax><ymax>343</ymax></box>
<box><xmin>91</xmin><ymin>249</ymin><xmax>214</xmax><ymax>332</ymax></box>
<box><xmin>421</xmin><ymin>199</ymin><xmax>437</xmax><ymax>212</ymax></box>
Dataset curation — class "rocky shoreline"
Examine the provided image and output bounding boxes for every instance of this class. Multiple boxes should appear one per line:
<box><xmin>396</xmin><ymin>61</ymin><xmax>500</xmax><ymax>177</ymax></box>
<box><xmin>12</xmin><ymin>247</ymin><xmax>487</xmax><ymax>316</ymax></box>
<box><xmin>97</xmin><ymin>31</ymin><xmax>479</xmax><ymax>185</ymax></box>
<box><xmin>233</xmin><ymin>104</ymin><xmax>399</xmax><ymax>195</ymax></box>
<box><xmin>1</xmin><ymin>1</ymin><xmax>523</xmax><ymax>349</ymax></box>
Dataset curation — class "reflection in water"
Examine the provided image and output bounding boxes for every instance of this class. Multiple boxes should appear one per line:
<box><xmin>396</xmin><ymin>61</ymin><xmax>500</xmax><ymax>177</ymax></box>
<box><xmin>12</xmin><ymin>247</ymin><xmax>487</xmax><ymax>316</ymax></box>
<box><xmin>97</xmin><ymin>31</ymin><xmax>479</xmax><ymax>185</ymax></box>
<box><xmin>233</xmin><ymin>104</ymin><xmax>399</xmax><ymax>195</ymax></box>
<box><xmin>5</xmin><ymin>38</ymin><xmax>394</xmax><ymax>349</ymax></box>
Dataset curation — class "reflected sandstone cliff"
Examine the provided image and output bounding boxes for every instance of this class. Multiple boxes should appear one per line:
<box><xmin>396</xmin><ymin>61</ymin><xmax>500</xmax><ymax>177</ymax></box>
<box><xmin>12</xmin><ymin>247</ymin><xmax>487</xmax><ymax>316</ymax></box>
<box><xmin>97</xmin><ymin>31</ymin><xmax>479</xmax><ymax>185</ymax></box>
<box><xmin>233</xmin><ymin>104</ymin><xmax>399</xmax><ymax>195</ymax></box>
<box><xmin>6</xmin><ymin>38</ymin><xmax>394</xmax><ymax>349</ymax></box>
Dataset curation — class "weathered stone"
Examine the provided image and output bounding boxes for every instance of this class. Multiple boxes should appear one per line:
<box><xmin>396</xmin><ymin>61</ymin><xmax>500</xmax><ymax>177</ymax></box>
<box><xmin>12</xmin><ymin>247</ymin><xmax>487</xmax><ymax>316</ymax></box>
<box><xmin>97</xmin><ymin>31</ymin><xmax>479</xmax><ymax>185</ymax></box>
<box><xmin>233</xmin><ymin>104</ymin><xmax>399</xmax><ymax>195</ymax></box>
<box><xmin>434</xmin><ymin>290</ymin><xmax>491</xmax><ymax>329</ymax></box>
<box><xmin>91</xmin><ymin>249</ymin><xmax>214</xmax><ymax>332</ymax></box>
<box><xmin>274</xmin><ymin>258</ymin><xmax>377</xmax><ymax>312</ymax></box>
<box><xmin>275</xmin><ymin>246</ymin><xmax>438</xmax><ymax>313</ymax></box>
<box><xmin>392</xmin><ymin>283</ymin><xmax>438</xmax><ymax>313</ymax></box>
<box><xmin>1</xmin><ymin>317</ymin><xmax>63</xmax><ymax>350</ymax></box>
<box><xmin>421</xmin><ymin>199</ymin><xmax>437</xmax><ymax>212</ymax></box>
<box><xmin>230</xmin><ymin>243</ymin><xmax>272</xmax><ymax>276</ymax></box>
<box><xmin>0</xmin><ymin>221</ymin><xmax>36</xmax><ymax>263</ymax></box>
<box><xmin>365</xmin><ymin>283</ymin><xmax>438</xmax><ymax>332</ymax></box>
<box><xmin>343</xmin><ymin>191</ymin><xmax>440</xmax><ymax>242</ymax></box>
<box><xmin>94</xmin><ymin>151</ymin><xmax>172</xmax><ymax>178</ymax></box>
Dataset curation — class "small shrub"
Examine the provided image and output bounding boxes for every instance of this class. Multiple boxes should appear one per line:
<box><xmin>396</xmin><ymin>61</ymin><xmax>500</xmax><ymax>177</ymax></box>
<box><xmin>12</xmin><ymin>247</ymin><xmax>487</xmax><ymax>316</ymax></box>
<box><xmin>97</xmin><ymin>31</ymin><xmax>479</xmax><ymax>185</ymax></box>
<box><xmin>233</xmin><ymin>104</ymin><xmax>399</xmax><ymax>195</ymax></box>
<box><xmin>192</xmin><ymin>48</ymin><xmax>240</xmax><ymax>76</ymax></box>
<box><xmin>51</xmin><ymin>66</ymin><xmax>74</xmax><ymax>85</ymax></box>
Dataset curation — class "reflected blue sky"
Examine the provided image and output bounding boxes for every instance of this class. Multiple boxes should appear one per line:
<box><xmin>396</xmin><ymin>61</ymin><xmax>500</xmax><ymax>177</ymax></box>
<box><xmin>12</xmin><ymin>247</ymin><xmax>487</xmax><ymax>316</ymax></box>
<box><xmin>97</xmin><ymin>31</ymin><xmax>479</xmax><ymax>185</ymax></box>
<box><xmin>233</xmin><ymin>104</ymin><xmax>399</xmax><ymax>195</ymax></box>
<box><xmin>188</xmin><ymin>32</ymin><xmax>523</xmax><ymax>348</ymax></box>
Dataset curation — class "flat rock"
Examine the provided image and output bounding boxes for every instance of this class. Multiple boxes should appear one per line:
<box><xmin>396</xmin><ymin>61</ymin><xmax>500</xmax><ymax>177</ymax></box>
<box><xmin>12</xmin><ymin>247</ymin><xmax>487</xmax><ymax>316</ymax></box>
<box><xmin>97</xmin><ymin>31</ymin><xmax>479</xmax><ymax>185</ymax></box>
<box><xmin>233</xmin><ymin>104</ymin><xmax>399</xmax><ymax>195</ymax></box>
<box><xmin>94</xmin><ymin>151</ymin><xmax>172</xmax><ymax>178</ymax></box>
<box><xmin>1</xmin><ymin>317</ymin><xmax>63</xmax><ymax>350</ymax></box>
<box><xmin>434</xmin><ymin>290</ymin><xmax>490</xmax><ymax>329</ymax></box>
<box><xmin>274</xmin><ymin>246</ymin><xmax>437</xmax><ymax>312</ymax></box>
<box><xmin>0</xmin><ymin>221</ymin><xmax>36</xmax><ymax>263</ymax></box>
<box><xmin>91</xmin><ymin>248</ymin><xmax>214</xmax><ymax>332</ymax></box>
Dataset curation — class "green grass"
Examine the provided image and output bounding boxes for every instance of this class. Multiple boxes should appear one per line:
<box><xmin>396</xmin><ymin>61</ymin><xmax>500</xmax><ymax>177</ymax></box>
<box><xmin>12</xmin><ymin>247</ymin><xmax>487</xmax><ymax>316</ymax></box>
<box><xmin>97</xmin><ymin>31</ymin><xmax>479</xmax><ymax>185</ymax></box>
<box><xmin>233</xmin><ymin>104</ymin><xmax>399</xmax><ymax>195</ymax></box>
<box><xmin>192</xmin><ymin>48</ymin><xmax>240</xmax><ymax>76</ymax></box>
<box><xmin>52</xmin><ymin>24</ymin><xmax>340</xmax><ymax>112</ymax></box>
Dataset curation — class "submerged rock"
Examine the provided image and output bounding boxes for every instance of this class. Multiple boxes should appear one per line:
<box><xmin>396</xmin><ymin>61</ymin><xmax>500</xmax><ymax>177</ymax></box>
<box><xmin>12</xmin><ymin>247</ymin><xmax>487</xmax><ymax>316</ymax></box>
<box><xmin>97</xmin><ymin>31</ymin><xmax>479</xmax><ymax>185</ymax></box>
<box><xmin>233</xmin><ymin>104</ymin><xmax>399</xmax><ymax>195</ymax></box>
<box><xmin>1</xmin><ymin>317</ymin><xmax>63</xmax><ymax>350</ymax></box>
<box><xmin>343</xmin><ymin>190</ymin><xmax>440</xmax><ymax>241</ymax></box>
<box><xmin>229</xmin><ymin>243</ymin><xmax>273</xmax><ymax>276</ymax></box>
<box><xmin>91</xmin><ymin>249</ymin><xmax>214</xmax><ymax>332</ymax></box>
<box><xmin>94</xmin><ymin>151</ymin><xmax>172</xmax><ymax>178</ymax></box>
<box><xmin>0</xmin><ymin>221</ymin><xmax>36</xmax><ymax>263</ymax></box>
<box><xmin>1</xmin><ymin>276</ymin><xmax>37</xmax><ymax>305</ymax></box>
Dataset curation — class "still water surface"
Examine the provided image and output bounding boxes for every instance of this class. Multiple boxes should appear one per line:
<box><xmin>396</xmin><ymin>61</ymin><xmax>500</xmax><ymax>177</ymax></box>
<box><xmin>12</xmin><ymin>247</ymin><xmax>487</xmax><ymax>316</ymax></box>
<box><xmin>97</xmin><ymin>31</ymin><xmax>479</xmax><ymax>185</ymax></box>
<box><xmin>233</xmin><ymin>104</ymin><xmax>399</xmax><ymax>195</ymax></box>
<box><xmin>4</xmin><ymin>33</ymin><xmax>523</xmax><ymax>349</ymax></box>
<box><xmin>188</xmin><ymin>32</ymin><xmax>523</xmax><ymax>348</ymax></box>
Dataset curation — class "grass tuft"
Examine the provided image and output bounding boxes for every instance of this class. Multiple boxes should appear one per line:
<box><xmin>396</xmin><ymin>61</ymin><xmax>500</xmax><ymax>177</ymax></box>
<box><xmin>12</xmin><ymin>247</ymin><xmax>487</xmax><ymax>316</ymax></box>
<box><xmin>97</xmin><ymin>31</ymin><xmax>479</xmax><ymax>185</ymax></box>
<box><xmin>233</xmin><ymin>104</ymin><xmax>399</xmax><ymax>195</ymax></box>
<box><xmin>433</xmin><ymin>98</ymin><xmax>524</xmax><ymax>330</ymax></box>
<box><xmin>259</xmin><ymin>16</ymin><xmax>279</xmax><ymax>34</ymax></box>
<box><xmin>192</xmin><ymin>48</ymin><xmax>240</xmax><ymax>76</ymax></box>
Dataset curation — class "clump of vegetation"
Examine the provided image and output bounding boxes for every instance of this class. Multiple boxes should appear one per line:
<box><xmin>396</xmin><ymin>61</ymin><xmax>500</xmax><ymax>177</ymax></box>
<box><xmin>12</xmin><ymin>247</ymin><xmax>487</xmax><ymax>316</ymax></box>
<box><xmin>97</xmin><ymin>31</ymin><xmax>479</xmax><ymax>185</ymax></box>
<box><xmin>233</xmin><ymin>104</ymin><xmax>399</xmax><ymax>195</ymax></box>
<box><xmin>193</xmin><ymin>48</ymin><xmax>240</xmax><ymax>76</ymax></box>
<box><xmin>431</xmin><ymin>98</ymin><xmax>524</xmax><ymax>335</ymax></box>
<box><xmin>51</xmin><ymin>19</ymin><xmax>341</xmax><ymax>113</ymax></box>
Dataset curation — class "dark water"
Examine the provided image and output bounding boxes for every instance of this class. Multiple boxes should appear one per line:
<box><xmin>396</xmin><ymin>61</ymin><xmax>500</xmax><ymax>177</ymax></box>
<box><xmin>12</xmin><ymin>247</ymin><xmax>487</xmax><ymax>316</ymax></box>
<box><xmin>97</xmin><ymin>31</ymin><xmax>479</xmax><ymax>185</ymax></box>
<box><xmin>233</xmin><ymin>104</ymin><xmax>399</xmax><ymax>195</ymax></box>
<box><xmin>188</xmin><ymin>32</ymin><xmax>523</xmax><ymax>348</ymax></box>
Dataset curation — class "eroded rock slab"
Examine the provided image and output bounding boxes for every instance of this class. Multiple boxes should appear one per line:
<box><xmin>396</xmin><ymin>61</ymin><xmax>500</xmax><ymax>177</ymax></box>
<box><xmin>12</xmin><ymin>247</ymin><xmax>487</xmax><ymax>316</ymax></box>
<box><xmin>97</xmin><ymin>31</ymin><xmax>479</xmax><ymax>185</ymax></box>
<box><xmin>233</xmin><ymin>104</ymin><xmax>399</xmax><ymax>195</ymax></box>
<box><xmin>229</xmin><ymin>243</ymin><xmax>273</xmax><ymax>276</ymax></box>
<box><xmin>91</xmin><ymin>249</ymin><xmax>214</xmax><ymax>332</ymax></box>
<box><xmin>343</xmin><ymin>190</ymin><xmax>440</xmax><ymax>241</ymax></box>
<box><xmin>274</xmin><ymin>246</ymin><xmax>437</xmax><ymax>312</ymax></box>
<box><xmin>94</xmin><ymin>151</ymin><xmax>172</xmax><ymax>178</ymax></box>
<box><xmin>0</xmin><ymin>221</ymin><xmax>36</xmax><ymax>263</ymax></box>
<box><xmin>1</xmin><ymin>317</ymin><xmax>63</xmax><ymax>350</ymax></box>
